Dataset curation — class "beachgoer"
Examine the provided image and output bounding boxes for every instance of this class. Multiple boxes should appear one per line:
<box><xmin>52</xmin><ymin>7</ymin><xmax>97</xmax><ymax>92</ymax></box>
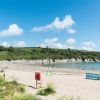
<box><xmin>93</xmin><ymin>67</ymin><xmax>95</xmax><ymax>70</ymax></box>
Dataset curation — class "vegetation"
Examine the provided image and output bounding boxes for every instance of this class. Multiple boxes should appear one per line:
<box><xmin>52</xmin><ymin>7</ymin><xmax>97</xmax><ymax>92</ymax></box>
<box><xmin>37</xmin><ymin>83</ymin><xmax>56</xmax><ymax>96</ymax></box>
<box><xmin>0</xmin><ymin>76</ymin><xmax>39</xmax><ymax>100</ymax></box>
<box><xmin>0</xmin><ymin>46</ymin><xmax>100</xmax><ymax>61</ymax></box>
<box><xmin>59</xmin><ymin>96</ymin><xmax>80</xmax><ymax>100</ymax></box>
<box><xmin>5</xmin><ymin>94</ymin><xmax>39</xmax><ymax>100</ymax></box>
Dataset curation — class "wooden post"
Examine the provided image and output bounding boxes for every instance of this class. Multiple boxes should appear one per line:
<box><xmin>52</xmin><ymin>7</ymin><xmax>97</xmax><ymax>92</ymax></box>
<box><xmin>36</xmin><ymin>80</ymin><xmax>37</xmax><ymax>89</ymax></box>
<box><xmin>35</xmin><ymin>72</ymin><xmax>41</xmax><ymax>89</ymax></box>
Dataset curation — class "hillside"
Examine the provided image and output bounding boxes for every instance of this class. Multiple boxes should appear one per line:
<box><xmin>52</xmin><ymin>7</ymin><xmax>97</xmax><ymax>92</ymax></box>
<box><xmin>0</xmin><ymin>46</ymin><xmax>100</xmax><ymax>62</ymax></box>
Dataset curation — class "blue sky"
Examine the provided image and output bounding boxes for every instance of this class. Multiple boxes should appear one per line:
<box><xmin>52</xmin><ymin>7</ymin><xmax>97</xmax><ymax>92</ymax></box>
<box><xmin>0</xmin><ymin>0</ymin><xmax>100</xmax><ymax>51</ymax></box>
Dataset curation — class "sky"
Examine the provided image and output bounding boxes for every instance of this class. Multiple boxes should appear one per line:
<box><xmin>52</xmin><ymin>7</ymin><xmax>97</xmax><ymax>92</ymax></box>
<box><xmin>0</xmin><ymin>0</ymin><xmax>100</xmax><ymax>51</ymax></box>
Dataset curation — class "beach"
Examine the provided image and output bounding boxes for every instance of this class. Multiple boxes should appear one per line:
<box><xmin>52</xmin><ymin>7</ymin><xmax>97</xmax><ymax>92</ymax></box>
<box><xmin>0</xmin><ymin>62</ymin><xmax>100</xmax><ymax>100</ymax></box>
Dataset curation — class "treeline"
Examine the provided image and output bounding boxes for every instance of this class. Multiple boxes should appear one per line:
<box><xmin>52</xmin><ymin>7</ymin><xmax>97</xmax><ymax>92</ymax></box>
<box><xmin>0</xmin><ymin>46</ymin><xmax>100</xmax><ymax>61</ymax></box>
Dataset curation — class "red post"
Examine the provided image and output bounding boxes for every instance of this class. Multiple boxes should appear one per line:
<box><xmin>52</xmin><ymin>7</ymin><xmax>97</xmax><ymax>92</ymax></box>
<box><xmin>35</xmin><ymin>72</ymin><xmax>41</xmax><ymax>89</ymax></box>
<box><xmin>35</xmin><ymin>72</ymin><xmax>41</xmax><ymax>80</ymax></box>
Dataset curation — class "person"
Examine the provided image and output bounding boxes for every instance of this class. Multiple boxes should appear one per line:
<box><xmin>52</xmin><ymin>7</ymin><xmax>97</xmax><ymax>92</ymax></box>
<box><xmin>77</xmin><ymin>66</ymin><xmax>79</xmax><ymax>69</ymax></box>
<box><xmin>93</xmin><ymin>67</ymin><xmax>95</xmax><ymax>70</ymax></box>
<box><xmin>52</xmin><ymin>65</ymin><xmax>53</xmax><ymax>68</ymax></box>
<box><xmin>3</xmin><ymin>73</ymin><xmax>5</xmax><ymax>78</ymax></box>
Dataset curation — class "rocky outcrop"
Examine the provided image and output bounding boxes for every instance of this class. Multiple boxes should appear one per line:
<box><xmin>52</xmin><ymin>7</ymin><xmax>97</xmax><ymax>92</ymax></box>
<box><xmin>0</xmin><ymin>58</ymin><xmax>99</xmax><ymax>65</ymax></box>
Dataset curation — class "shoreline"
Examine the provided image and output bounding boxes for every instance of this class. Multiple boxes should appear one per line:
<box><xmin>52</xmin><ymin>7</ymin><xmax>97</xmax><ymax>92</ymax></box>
<box><xmin>0</xmin><ymin>61</ymin><xmax>100</xmax><ymax>75</ymax></box>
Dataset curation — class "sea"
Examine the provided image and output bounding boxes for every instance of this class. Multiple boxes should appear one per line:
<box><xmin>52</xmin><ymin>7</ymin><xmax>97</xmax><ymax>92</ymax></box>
<box><xmin>47</xmin><ymin>62</ymin><xmax>100</xmax><ymax>70</ymax></box>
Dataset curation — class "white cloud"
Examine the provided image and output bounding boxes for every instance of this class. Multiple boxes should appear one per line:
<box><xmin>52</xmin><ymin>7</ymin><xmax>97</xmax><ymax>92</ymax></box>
<box><xmin>66</xmin><ymin>38</ymin><xmax>76</xmax><ymax>45</ymax></box>
<box><xmin>36</xmin><ymin>37</ymin><xmax>76</xmax><ymax>49</ymax></box>
<box><xmin>0</xmin><ymin>24</ymin><xmax>23</xmax><ymax>37</ymax></box>
<box><xmin>67</xmin><ymin>29</ymin><xmax>76</xmax><ymax>34</ymax></box>
<box><xmin>44</xmin><ymin>37</ymin><xmax>58</xmax><ymax>43</ymax></box>
<box><xmin>81</xmin><ymin>41</ymin><xmax>96</xmax><ymax>51</ymax></box>
<box><xmin>15</xmin><ymin>41</ymin><xmax>26</xmax><ymax>47</ymax></box>
<box><xmin>0</xmin><ymin>42</ymin><xmax>10</xmax><ymax>47</ymax></box>
<box><xmin>32</xmin><ymin>15</ymin><xmax>76</xmax><ymax>34</ymax></box>
<box><xmin>0</xmin><ymin>41</ymin><xmax>26</xmax><ymax>47</ymax></box>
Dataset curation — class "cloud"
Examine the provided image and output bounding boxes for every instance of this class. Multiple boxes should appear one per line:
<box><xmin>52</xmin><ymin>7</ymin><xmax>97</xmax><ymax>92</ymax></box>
<box><xmin>14</xmin><ymin>41</ymin><xmax>26</xmax><ymax>47</ymax></box>
<box><xmin>0</xmin><ymin>24</ymin><xmax>23</xmax><ymax>37</ymax></box>
<box><xmin>0</xmin><ymin>41</ymin><xmax>26</xmax><ymax>47</ymax></box>
<box><xmin>81</xmin><ymin>41</ymin><xmax>96</xmax><ymax>51</ymax></box>
<box><xmin>67</xmin><ymin>29</ymin><xmax>76</xmax><ymax>34</ymax></box>
<box><xmin>0</xmin><ymin>42</ymin><xmax>10</xmax><ymax>47</ymax></box>
<box><xmin>44</xmin><ymin>37</ymin><xmax>58</xmax><ymax>43</ymax></box>
<box><xmin>32</xmin><ymin>15</ymin><xmax>76</xmax><ymax>34</ymax></box>
<box><xmin>36</xmin><ymin>37</ymin><xmax>76</xmax><ymax>49</ymax></box>
<box><xmin>66</xmin><ymin>38</ymin><xmax>76</xmax><ymax>45</ymax></box>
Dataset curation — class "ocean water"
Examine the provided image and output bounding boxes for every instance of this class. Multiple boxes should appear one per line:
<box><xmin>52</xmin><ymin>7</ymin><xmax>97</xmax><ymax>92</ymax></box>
<box><xmin>48</xmin><ymin>62</ymin><xmax>100</xmax><ymax>70</ymax></box>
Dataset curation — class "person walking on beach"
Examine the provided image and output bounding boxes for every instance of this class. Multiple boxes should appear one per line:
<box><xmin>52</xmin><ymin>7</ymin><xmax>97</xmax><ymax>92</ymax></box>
<box><xmin>52</xmin><ymin>65</ymin><xmax>53</xmax><ymax>68</ymax></box>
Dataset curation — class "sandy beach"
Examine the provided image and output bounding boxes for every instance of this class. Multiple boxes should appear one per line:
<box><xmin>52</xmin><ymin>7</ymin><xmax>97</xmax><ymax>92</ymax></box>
<box><xmin>0</xmin><ymin>63</ymin><xmax>100</xmax><ymax>100</ymax></box>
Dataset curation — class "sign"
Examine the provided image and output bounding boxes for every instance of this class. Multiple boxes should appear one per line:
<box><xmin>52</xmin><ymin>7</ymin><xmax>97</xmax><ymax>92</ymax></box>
<box><xmin>35</xmin><ymin>72</ymin><xmax>41</xmax><ymax>80</ymax></box>
<box><xmin>35</xmin><ymin>72</ymin><xmax>42</xmax><ymax>88</ymax></box>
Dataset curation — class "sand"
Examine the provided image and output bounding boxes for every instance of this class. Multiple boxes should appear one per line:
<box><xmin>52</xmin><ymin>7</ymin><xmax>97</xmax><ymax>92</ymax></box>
<box><xmin>0</xmin><ymin>63</ymin><xmax>100</xmax><ymax>100</ymax></box>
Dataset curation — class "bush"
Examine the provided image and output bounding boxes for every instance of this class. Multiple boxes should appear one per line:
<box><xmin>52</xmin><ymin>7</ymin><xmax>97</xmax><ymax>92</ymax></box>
<box><xmin>37</xmin><ymin>83</ymin><xmax>56</xmax><ymax>96</ymax></box>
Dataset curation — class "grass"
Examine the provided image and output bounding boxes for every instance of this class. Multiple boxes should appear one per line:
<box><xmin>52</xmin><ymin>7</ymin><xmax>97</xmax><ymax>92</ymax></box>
<box><xmin>0</xmin><ymin>76</ymin><xmax>40</xmax><ymax>100</ymax></box>
<box><xmin>37</xmin><ymin>83</ymin><xmax>56</xmax><ymax>96</ymax></box>
<box><xmin>4</xmin><ymin>93</ymin><xmax>39</xmax><ymax>100</ymax></box>
<box><xmin>58</xmin><ymin>96</ymin><xmax>81</xmax><ymax>100</ymax></box>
